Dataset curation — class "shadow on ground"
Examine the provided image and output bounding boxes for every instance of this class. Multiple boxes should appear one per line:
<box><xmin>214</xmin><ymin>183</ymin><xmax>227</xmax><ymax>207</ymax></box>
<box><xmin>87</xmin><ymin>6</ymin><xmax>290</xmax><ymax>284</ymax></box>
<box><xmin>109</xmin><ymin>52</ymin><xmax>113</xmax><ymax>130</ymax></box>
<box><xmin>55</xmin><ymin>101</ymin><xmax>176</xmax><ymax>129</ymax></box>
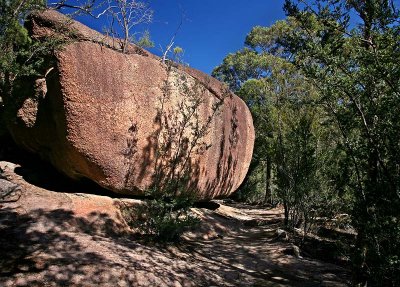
<box><xmin>0</xmin><ymin>204</ymin><xmax>350</xmax><ymax>287</ymax></box>
<box><xmin>0</xmin><ymin>207</ymin><xmax>211</xmax><ymax>286</ymax></box>
<box><xmin>0</xmin><ymin>139</ymin><xmax>350</xmax><ymax>286</ymax></box>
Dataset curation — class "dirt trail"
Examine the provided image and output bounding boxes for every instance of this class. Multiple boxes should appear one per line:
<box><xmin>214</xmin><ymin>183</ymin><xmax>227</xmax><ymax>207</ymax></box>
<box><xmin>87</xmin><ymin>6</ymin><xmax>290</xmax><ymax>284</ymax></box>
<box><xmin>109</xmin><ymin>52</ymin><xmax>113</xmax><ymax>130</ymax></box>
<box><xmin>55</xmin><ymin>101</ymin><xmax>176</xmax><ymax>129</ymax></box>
<box><xmin>0</xmin><ymin>160</ymin><xmax>349</xmax><ymax>286</ymax></box>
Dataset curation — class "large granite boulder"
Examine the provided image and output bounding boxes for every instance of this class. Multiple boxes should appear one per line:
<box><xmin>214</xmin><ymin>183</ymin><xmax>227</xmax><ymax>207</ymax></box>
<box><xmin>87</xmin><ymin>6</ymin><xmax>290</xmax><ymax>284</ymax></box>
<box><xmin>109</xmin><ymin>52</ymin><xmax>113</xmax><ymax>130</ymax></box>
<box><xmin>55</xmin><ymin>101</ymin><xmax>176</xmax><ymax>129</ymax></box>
<box><xmin>5</xmin><ymin>10</ymin><xmax>254</xmax><ymax>200</ymax></box>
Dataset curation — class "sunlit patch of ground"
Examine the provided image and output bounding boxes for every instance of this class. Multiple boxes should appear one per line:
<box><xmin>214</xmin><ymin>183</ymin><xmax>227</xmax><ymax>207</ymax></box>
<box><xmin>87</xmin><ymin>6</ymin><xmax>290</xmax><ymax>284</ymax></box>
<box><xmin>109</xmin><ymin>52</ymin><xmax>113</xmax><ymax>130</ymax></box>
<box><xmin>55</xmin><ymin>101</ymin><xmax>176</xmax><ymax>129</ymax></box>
<box><xmin>0</xmin><ymin>160</ymin><xmax>350</xmax><ymax>286</ymax></box>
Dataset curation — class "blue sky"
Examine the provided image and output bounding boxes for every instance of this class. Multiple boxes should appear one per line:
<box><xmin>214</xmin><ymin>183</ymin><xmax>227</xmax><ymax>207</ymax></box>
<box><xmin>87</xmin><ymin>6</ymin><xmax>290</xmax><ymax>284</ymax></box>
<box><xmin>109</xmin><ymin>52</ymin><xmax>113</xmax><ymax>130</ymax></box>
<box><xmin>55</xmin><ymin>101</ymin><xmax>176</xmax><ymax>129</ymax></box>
<box><xmin>77</xmin><ymin>1</ymin><xmax>287</xmax><ymax>75</ymax></box>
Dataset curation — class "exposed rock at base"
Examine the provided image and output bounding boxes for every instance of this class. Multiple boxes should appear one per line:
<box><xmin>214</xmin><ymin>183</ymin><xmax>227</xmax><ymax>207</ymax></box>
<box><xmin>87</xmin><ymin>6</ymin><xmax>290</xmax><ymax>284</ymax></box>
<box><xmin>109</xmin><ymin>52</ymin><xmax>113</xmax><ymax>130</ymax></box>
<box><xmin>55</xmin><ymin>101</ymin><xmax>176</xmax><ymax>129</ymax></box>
<box><xmin>5</xmin><ymin>10</ymin><xmax>255</xmax><ymax>200</ymax></box>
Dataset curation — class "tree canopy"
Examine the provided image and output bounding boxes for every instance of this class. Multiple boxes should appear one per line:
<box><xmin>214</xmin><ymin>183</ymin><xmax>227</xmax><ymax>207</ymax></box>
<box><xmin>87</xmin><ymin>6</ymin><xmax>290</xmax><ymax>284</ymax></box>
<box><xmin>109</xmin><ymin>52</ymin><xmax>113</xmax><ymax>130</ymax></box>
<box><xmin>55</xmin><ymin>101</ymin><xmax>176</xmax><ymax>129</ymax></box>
<box><xmin>214</xmin><ymin>0</ymin><xmax>400</xmax><ymax>285</ymax></box>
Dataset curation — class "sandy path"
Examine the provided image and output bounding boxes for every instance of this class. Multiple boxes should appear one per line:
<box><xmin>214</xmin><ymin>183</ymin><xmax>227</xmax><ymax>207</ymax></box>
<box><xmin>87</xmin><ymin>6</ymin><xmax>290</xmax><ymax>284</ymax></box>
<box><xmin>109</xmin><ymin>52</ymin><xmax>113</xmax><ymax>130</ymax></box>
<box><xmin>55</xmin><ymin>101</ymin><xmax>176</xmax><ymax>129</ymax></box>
<box><xmin>0</xmin><ymin>160</ymin><xmax>349</xmax><ymax>286</ymax></box>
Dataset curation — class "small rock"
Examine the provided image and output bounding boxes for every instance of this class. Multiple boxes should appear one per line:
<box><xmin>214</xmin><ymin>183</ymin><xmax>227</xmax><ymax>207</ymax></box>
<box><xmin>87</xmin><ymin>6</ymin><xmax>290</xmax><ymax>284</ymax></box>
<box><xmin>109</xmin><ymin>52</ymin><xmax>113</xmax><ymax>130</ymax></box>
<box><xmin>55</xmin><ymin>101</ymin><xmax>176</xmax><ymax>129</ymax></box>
<box><xmin>283</xmin><ymin>244</ymin><xmax>303</xmax><ymax>259</ymax></box>
<box><xmin>276</xmin><ymin>228</ymin><xmax>288</xmax><ymax>241</ymax></box>
<box><xmin>292</xmin><ymin>244</ymin><xmax>303</xmax><ymax>259</ymax></box>
<box><xmin>0</xmin><ymin>179</ymin><xmax>20</xmax><ymax>200</ymax></box>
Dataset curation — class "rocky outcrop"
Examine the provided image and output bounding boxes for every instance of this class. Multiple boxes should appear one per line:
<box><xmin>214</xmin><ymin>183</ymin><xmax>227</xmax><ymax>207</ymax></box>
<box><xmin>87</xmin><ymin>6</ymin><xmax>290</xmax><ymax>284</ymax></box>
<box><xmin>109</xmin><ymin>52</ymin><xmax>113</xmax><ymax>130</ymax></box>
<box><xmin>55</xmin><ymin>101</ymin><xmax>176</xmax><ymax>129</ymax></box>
<box><xmin>5</xmin><ymin>10</ymin><xmax>254</xmax><ymax>200</ymax></box>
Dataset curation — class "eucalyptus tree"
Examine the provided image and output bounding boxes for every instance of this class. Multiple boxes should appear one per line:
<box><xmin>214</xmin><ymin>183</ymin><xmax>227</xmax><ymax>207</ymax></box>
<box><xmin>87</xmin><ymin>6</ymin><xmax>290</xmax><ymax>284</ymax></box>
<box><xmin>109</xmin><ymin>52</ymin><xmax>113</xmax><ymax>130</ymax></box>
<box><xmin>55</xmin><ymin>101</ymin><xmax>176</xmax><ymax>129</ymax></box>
<box><xmin>0</xmin><ymin>0</ymin><xmax>46</xmax><ymax>102</ymax></box>
<box><xmin>283</xmin><ymin>1</ymin><xmax>400</xmax><ymax>285</ymax></box>
<box><xmin>104</xmin><ymin>0</ymin><xmax>153</xmax><ymax>53</ymax></box>
<box><xmin>213</xmin><ymin>20</ymin><xmax>338</xmax><ymax>232</ymax></box>
<box><xmin>0</xmin><ymin>0</ymin><xmax>104</xmax><ymax>104</ymax></box>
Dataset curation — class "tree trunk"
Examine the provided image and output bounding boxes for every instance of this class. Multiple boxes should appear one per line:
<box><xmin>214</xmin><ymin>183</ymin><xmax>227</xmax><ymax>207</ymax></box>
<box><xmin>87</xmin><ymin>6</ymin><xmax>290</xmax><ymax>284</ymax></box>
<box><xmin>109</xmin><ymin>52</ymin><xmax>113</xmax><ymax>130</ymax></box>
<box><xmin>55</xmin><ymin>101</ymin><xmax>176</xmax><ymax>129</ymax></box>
<box><xmin>283</xmin><ymin>201</ymin><xmax>289</xmax><ymax>226</ymax></box>
<box><xmin>264</xmin><ymin>158</ymin><xmax>272</xmax><ymax>204</ymax></box>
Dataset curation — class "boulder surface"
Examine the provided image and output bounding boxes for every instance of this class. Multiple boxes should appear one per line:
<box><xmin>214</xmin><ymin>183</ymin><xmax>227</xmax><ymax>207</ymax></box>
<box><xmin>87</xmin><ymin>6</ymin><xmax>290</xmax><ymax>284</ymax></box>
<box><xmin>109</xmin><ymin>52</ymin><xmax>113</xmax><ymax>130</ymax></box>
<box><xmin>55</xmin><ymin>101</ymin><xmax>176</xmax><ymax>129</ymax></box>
<box><xmin>5</xmin><ymin>10</ymin><xmax>254</xmax><ymax>199</ymax></box>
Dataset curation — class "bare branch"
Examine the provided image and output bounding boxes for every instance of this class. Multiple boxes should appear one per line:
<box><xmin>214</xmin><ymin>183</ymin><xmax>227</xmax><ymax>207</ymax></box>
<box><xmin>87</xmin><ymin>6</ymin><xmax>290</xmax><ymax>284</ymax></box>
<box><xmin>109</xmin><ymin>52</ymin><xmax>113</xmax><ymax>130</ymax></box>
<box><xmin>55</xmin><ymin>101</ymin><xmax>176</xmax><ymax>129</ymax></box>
<box><xmin>162</xmin><ymin>7</ymin><xmax>186</xmax><ymax>63</ymax></box>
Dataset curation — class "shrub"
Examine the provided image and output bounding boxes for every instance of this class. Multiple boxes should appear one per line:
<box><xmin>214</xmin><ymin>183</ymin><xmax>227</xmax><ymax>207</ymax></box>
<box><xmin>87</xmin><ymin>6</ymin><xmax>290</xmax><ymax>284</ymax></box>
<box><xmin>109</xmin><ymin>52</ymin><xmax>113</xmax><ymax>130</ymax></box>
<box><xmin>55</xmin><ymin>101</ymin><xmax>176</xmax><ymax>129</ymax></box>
<box><xmin>121</xmin><ymin>58</ymin><xmax>225</xmax><ymax>242</ymax></box>
<box><xmin>121</xmin><ymin>187</ymin><xmax>199</xmax><ymax>242</ymax></box>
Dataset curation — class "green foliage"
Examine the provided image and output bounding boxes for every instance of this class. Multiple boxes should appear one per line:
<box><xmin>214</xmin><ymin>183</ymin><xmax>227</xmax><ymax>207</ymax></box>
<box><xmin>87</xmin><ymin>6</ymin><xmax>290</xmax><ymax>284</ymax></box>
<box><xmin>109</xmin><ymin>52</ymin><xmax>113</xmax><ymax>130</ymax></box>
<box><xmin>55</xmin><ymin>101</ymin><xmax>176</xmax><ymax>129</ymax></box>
<box><xmin>122</xmin><ymin>64</ymin><xmax>224</xmax><ymax>242</ymax></box>
<box><xmin>0</xmin><ymin>0</ymin><xmax>67</xmax><ymax>104</ymax></box>
<box><xmin>233</xmin><ymin>161</ymin><xmax>276</xmax><ymax>204</ymax></box>
<box><xmin>173</xmin><ymin>46</ymin><xmax>183</xmax><ymax>55</ymax></box>
<box><xmin>104</xmin><ymin>0</ymin><xmax>153</xmax><ymax>53</ymax></box>
<box><xmin>281</xmin><ymin>1</ymin><xmax>400</xmax><ymax>285</ymax></box>
<box><xmin>172</xmin><ymin>46</ymin><xmax>184</xmax><ymax>63</ymax></box>
<box><xmin>0</xmin><ymin>0</ymin><xmax>43</xmax><ymax>51</ymax></box>
<box><xmin>213</xmin><ymin>18</ymin><xmax>346</xmax><ymax>234</ymax></box>
<box><xmin>215</xmin><ymin>8</ymin><xmax>400</xmax><ymax>284</ymax></box>
<box><xmin>121</xmin><ymin>188</ymin><xmax>199</xmax><ymax>242</ymax></box>
<box><xmin>163</xmin><ymin>45</ymin><xmax>186</xmax><ymax>65</ymax></box>
<box><xmin>134</xmin><ymin>30</ymin><xmax>154</xmax><ymax>48</ymax></box>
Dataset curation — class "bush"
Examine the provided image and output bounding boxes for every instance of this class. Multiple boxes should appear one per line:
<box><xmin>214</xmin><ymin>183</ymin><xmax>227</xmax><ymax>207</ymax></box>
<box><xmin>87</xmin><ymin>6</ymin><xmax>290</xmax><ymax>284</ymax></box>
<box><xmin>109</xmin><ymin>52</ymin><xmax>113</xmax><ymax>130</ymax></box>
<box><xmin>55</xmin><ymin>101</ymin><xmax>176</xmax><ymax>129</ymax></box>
<box><xmin>121</xmin><ymin>58</ymin><xmax>224</xmax><ymax>243</ymax></box>
<box><xmin>121</xmin><ymin>189</ymin><xmax>199</xmax><ymax>242</ymax></box>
